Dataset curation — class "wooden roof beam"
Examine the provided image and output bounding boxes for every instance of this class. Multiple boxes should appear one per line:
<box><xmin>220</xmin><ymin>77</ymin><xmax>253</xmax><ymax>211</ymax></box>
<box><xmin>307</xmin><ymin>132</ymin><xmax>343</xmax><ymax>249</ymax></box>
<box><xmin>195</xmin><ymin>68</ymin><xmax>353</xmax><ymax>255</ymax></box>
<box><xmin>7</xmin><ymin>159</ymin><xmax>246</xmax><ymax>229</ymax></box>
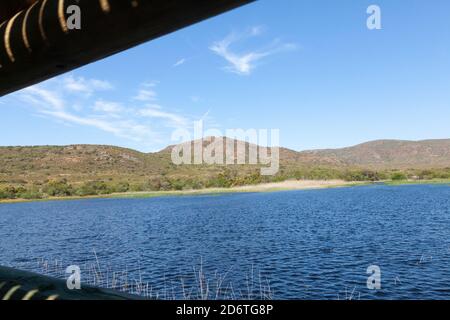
<box><xmin>0</xmin><ymin>0</ymin><xmax>255</xmax><ymax>97</ymax></box>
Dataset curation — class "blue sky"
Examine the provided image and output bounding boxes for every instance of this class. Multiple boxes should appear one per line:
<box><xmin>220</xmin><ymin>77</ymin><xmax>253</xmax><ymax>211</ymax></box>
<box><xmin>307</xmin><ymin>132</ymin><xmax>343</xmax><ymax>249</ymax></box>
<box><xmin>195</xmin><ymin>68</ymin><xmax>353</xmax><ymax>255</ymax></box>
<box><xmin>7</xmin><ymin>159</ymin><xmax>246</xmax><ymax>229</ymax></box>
<box><xmin>1</xmin><ymin>0</ymin><xmax>450</xmax><ymax>152</ymax></box>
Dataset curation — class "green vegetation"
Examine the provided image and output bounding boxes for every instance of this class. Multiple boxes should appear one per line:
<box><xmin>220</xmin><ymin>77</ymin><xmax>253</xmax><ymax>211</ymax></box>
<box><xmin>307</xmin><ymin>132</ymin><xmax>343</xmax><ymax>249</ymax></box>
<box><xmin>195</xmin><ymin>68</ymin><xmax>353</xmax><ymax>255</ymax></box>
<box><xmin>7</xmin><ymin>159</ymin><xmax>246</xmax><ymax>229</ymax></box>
<box><xmin>390</xmin><ymin>172</ymin><xmax>407</xmax><ymax>181</ymax></box>
<box><xmin>1</xmin><ymin>142</ymin><xmax>450</xmax><ymax>201</ymax></box>
<box><xmin>44</xmin><ymin>179</ymin><xmax>74</xmax><ymax>196</ymax></box>
<box><xmin>1</xmin><ymin>167</ymin><xmax>449</xmax><ymax>201</ymax></box>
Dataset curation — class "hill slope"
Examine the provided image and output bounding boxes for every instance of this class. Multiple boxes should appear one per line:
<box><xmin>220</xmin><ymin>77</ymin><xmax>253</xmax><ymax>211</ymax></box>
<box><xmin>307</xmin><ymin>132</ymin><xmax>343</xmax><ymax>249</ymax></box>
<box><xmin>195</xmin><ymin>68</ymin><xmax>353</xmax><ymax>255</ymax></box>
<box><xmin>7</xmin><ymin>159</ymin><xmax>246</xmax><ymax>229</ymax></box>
<box><xmin>300</xmin><ymin>139</ymin><xmax>450</xmax><ymax>169</ymax></box>
<box><xmin>0</xmin><ymin>138</ymin><xmax>449</xmax><ymax>195</ymax></box>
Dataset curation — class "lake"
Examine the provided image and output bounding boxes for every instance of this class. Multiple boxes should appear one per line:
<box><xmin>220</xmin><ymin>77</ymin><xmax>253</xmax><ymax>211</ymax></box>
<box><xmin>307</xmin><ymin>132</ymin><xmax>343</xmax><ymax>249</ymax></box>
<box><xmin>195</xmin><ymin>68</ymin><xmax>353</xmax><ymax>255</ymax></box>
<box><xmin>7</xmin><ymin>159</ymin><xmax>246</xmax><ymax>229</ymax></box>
<box><xmin>1</xmin><ymin>184</ymin><xmax>450</xmax><ymax>299</ymax></box>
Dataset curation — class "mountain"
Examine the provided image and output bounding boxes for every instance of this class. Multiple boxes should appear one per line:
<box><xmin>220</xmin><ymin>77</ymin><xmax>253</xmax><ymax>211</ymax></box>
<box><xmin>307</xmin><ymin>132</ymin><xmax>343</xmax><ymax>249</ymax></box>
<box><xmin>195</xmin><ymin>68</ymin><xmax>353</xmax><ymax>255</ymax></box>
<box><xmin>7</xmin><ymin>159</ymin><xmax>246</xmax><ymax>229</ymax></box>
<box><xmin>300</xmin><ymin>139</ymin><xmax>450</xmax><ymax>169</ymax></box>
<box><xmin>0</xmin><ymin>138</ymin><xmax>449</xmax><ymax>189</ymax></box>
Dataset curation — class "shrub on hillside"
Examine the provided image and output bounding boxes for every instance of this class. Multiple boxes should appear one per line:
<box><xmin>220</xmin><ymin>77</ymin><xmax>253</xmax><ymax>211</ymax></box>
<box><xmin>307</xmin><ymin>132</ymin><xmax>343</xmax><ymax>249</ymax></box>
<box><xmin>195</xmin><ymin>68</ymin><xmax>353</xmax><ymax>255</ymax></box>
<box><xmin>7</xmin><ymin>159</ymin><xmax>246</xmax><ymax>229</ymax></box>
<box><xmin>113</xmin><ymin>182</ymin><xmax>130</xmax><ymax>193</ymax></box>
<box><xmin>0</xmin><ymin>186</ymin><xmax>16</xmax><ymax>199</ymax></box>
<box><xmin>391</xmin><ymin>172</ymin><xmax>407</xmax><ymax>181</ymax></box>
<box><xmin>341</xmin><ymin>170</ymin><xmax>382</xmax><ymax>182</ymax></box>
<box><xmin>19</xmin><ymin>189</ymin><xmax>44</xmax><ymax>200</ymax></box>
<box><xmin>75</xmin><ymin>181</ymin><xmax>111</xmax><ymax>196</ymax></box>
<box><xmin>44</xmin><ymin>179</ymin><xmax>74</xmax><ymax>197</ymax></box>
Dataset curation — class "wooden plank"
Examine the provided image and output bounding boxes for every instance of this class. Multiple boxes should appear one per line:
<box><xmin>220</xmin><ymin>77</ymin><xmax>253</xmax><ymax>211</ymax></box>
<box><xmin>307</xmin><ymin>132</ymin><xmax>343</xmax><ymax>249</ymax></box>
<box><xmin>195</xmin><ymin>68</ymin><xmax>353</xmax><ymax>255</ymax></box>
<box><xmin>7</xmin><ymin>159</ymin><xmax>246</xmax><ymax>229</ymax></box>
<box><xmin>0</xmin><ymin>1</ymin><xmax>39</xmax><ymax>23</ymax></box>
<box><xmin>0</xmin><ymin>265</ymin><xmax>143</xmax><ymax>300</ymax></box>
<box><xmin>0</xmin><ymin>0</ymin><xmax>255</xmax><ymax>96</ymax></box>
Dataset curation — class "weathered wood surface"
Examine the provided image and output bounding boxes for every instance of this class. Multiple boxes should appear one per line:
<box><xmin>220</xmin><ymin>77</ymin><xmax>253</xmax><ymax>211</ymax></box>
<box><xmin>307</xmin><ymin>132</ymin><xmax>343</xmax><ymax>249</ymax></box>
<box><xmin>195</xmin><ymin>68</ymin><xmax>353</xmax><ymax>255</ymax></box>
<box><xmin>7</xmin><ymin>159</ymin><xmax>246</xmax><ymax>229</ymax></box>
<box><xmin>0</xmin><ymin>0</ymin><xmax>255</xmax><ymax>96</ymax></box>
<box><xmin>0</xmin><ymin>265</ymin><xmax>143</xmax><ymax>300</ymax></box>
<box><xmin>0</xmin><ymin>0</ymin><xmax>39</xmax><ymax>23</ymax></box>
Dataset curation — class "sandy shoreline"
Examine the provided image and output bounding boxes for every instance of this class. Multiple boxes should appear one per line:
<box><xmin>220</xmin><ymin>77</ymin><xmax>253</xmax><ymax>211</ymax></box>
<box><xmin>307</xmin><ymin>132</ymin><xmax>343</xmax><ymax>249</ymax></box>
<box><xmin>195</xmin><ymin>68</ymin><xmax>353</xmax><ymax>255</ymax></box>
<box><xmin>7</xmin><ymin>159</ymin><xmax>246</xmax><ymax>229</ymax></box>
<box><xmin>229</xmin><ymin>179</ymin><xmax>358</xmax><ymax>191</ymax></box>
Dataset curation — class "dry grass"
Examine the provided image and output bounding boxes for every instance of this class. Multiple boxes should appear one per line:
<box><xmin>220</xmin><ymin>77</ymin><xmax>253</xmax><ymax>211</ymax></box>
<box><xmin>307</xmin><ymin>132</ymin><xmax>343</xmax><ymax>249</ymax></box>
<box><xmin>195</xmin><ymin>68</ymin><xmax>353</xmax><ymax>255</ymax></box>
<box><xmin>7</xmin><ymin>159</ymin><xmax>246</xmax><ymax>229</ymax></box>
<box><xmin>34</xmin><ymin>252</ymin><xmax>273</xmax><ymax>300</ymax></box>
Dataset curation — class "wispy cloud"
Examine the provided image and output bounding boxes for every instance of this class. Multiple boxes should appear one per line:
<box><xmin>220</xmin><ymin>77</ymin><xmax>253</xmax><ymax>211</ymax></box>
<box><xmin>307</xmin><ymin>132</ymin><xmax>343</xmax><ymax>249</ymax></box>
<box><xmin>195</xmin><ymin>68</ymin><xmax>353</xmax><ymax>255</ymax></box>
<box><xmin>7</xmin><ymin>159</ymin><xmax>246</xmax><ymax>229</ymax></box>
<box><xmin>63</xmin><ymin>75</ymin><xmax>113</xmax><ymax>95</ymax></box>
<box><xmin>133</xmin><ymin>82</ymin><xmax>158</xmax><ymax>102</ymax></box>
<box><xmin>22</xmin><ymin>86</ymin><xmax>65</xmax><ymax>110</ymax></box>
<box><xmin>138</xmin><ymin>105</ymin><xmax>188</xmax><ymax>128</ymax></box>
<box><xmin>15</xmin><ymin>77</ymin><xmax>195</xmax><ymax>147</ymax></box>
<box><xmin>210</xmin><ymin>26</ymin><xmax>297</xmax><ymax>75</ymax></box>
<box><xmin>173</xmin><ymin>58</ymin><xmax>186</xmax><ymax>67</ymax></box>
<box><xmin>190</xmin><ymin>96</ymin><xmax>201</xmax><ymax>103</ymax></box>
<box><xmin>20</xmin><ymin>85</ymin><xmax>153</xmax><ymax>141</ymax></box>
<box><xmin>93</xmin><ymin>100</ymin><xmax>123</xmax><ymax>114</ymax></box>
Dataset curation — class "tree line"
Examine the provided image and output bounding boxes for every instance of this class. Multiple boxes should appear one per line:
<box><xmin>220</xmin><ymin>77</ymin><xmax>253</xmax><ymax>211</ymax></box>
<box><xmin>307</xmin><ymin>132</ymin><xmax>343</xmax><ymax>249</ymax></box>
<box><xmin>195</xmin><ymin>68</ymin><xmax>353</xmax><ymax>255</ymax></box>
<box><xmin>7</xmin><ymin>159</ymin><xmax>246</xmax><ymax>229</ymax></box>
<box><xmin>1</xmin><ymin>167</ymin><xmax>449</xmax><ymax>200</ymax></box>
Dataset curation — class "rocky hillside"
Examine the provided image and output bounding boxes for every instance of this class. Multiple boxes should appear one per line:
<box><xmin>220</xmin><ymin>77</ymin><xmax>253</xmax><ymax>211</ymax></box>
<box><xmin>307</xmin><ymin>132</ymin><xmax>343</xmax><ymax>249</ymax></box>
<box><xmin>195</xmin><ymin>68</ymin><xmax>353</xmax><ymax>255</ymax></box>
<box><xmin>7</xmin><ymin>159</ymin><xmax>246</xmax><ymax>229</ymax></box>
<box><xmin>301</xmin><ymin>139</ymin><xmax>450</xmax><ymax>169</ymax></box>
<box><xmin>1</xmin><ymin>138</ymin><xmax>449</xmax><ymax>187</ymax></box>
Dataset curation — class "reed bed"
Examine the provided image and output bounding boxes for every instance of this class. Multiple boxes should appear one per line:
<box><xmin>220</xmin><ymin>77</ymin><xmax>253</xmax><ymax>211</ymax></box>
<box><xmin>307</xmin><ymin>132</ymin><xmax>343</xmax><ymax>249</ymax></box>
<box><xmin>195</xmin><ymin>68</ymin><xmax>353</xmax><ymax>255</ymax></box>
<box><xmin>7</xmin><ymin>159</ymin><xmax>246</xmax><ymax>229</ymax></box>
<box><xmin>33</xmin><ymin>253</ymin><xmax>273</xmax><ymax>300</ymax></box>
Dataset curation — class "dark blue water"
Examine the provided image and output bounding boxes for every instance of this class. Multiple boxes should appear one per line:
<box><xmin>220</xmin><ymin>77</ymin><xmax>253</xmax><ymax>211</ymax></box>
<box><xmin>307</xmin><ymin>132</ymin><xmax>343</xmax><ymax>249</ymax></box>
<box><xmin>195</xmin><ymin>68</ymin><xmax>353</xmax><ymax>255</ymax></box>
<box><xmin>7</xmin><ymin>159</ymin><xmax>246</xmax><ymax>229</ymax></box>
<box><xmin>1</xmin><ymin>184</ymin><xmax>450</xmax><ymax>299</ymax></box>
